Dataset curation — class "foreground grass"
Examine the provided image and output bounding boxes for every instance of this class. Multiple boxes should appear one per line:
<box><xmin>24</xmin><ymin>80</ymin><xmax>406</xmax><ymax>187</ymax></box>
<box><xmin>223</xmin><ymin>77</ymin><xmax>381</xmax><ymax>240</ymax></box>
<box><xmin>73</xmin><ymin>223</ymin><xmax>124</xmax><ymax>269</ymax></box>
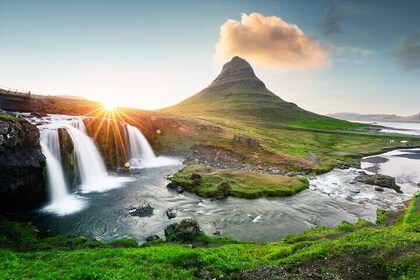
<box><xmin>171</xmin><ymin>164</ymin><xmax>309</xmax><ymax>199</ymax></box>
<box><xmin>1</xmin><ymin>197</ymin><xmax>419</xmax><ymax>279</ymax></box>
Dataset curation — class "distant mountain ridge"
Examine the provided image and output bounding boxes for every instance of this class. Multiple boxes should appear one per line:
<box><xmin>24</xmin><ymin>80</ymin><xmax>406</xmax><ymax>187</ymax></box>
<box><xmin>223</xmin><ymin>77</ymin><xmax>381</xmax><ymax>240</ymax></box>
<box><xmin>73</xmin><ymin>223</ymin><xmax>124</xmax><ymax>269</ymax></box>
<box><xmin>162</xmin><ymin>56</ymin><xmax>331</xmax><ymax>122</ymax></box>
<box><xmin>329</xmin><ymin>112</ymin><xmax>420</xmax><ymax>123</ymax></box>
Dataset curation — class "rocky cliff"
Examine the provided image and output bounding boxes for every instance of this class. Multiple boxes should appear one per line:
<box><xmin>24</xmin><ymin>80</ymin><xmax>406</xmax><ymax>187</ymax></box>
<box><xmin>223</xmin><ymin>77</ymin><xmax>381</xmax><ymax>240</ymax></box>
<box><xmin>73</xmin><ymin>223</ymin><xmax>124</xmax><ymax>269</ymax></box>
<box><xmin>0</xmin><ymin>113</ymin><xmax>46</xmax><ymax>211</ymax></box>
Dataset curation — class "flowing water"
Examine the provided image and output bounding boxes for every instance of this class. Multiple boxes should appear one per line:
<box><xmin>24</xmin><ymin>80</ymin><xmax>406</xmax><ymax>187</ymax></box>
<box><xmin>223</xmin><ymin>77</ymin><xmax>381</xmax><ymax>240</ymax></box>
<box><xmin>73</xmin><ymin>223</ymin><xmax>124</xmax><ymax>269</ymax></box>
<box><xmin>125</xmin><ymin>124</ymin><xmax>180</xmax><ymax>168</ymax></box>
<box><xmin>22</xmin><ymin>114</ymin><xmax>419</xmax><ymax>242</ymax></box>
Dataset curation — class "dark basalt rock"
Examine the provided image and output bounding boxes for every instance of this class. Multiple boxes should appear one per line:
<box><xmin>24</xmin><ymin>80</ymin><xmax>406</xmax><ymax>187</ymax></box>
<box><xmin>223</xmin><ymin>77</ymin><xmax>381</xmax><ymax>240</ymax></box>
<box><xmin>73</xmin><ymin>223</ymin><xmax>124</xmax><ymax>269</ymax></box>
<box><xmin>30</xmin><ymin>111</ymin><xmax>48</xmax><ymax>118</ymax></box>
<box><xmin>129</xmin><ymin>203</ymin><xmax>154</xmax><ymax>217</ymax></box>
<box><xmin>145</xmin><ymin>235</ymin><xmax>160</xmax><ymax>242</ymax></box>
<box><xmin>0</xmin><ymin>115</ymin><xmax>46</xmax><ymax>211</ymax></box>
<box><xmin>167</xmin><ymin>182</ymin><xmax>184</xmax><ymax>193</ymax></box>
<box><xmin>166</xmin><ymin>208</ymin><xmax>177</xmax><ymax>219</ymax></box>
<box><xmin>164</xmin><ymin>218</ymin><xmax>203</xmax><ymax>242</ymax></box>
<box><xmin>354</xmin><ymin>172</ymin><xmax>402</xmax><ymax>193</ymax></box>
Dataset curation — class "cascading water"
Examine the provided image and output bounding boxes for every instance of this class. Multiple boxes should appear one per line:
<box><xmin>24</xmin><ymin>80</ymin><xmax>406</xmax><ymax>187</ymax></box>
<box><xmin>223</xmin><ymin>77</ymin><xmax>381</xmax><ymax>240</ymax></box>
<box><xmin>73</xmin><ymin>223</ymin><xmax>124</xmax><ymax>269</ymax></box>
<box><xmin>63</xmin><ymin>124</ymin><xmax>109</xmax><ymax>192</ymax></box>
<box><xmin>40</xmin><ymin>126</ymin><xmax>85</xmax><ymax>216</ymax></box>
<box><xmin>125</xmin><ymin>124</ymin><xmax>180</xmax><ymax>168</ymax></box>
<box><xmin>34</xmin><ymin>115</ymin><xmax>133</xmax><ymax>215</ymax></box>
<box><xmin>126</xmin><ymin>124</ymin><xmax>156</xmax><ymax>167</ymax></box>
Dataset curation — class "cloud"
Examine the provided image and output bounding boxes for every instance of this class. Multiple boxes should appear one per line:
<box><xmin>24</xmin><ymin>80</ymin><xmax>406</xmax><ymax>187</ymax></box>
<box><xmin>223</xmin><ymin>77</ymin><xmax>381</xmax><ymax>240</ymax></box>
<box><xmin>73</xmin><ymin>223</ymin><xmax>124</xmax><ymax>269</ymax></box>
<box><xmin>215</xmin><ymin>13</ymin><xmax>329</xmax><ymax>69</ymax></box>
<box><xmin>318</xmin><ymin>7</ymin><xmax>341</xmax><ymax>37</ymax></box>
<box><xmin>393</xmin><ymin>33</ymin><xmax>420</xmax><ymax>71</ymax></box>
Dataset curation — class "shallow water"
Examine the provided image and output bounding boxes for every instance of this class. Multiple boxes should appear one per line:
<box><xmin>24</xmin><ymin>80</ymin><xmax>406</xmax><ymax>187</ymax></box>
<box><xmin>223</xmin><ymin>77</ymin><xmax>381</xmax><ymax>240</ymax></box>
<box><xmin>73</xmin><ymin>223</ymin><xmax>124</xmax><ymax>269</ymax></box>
<box><xmin>35</xmin><ymin>163</ymin><xmax>409</xmax><ymax>243</ymax></box>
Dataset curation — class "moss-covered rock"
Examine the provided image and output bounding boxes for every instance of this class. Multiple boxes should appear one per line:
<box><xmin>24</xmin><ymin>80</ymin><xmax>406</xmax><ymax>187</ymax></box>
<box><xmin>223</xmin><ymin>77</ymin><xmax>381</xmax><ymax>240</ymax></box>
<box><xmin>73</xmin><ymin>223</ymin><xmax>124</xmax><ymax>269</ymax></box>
<box><xmin>164</xmin><ymin>219</ymin><xmax>203</xmax><ymax>242</ymax></box>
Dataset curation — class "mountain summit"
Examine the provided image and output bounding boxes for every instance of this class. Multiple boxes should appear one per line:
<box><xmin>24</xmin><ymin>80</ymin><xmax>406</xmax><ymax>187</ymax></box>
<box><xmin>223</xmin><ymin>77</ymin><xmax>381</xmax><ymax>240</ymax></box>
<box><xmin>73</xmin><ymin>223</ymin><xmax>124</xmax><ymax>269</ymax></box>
<box><xmin>163</xmin><ymin>57</ymin><xmax>327</xmax><ymax>122</ymax></box>
<box><xmin>208</xmin><ymin>56</ymin><xmax>266</xmax><ymax>89</ymax></box>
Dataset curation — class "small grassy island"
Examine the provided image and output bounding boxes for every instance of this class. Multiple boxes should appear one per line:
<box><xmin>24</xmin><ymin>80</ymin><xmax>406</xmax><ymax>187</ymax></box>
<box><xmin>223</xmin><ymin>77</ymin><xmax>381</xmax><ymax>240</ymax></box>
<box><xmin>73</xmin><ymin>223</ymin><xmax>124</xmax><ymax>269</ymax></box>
<box><xmin>170</xmin><ymin>164</ymin><xmax>309</xmax><ymax>199</ymax></box>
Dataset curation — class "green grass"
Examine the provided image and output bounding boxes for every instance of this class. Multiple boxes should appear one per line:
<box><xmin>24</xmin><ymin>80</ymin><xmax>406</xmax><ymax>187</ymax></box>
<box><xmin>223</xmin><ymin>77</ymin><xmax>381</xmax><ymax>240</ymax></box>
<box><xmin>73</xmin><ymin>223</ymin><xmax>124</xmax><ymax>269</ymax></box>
<box><xmin>289</xmin><ymin>119</ymin><xmax>368</xmax><ymax>130</ymax></box>
<box><xmin>0</xmin><ymin>196</ymin><xmax>419</xmax><ymax>279</ymax></box>
<box><xmin>155</xmin><ymin>115</ymin><xmax>420</xmax><ymax>174</ymax></box>
<box><xmin>171</xmin><ymin>165</ymin><xmax>309</xmax><ymax>198</ymax></box>
<box><xmin>0</xmin><ymin>113</ymin><xmax>21</xmax><ymax>123</ymax></box>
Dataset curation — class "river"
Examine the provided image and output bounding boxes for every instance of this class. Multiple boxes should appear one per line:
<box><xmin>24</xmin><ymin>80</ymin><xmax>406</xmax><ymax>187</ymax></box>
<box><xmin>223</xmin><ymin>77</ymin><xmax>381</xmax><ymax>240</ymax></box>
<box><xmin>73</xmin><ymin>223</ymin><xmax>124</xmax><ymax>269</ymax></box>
<box><xmin>33</xmin><ymin>120</ymin><xmax>420</xmax><ymax>243</ymax></box>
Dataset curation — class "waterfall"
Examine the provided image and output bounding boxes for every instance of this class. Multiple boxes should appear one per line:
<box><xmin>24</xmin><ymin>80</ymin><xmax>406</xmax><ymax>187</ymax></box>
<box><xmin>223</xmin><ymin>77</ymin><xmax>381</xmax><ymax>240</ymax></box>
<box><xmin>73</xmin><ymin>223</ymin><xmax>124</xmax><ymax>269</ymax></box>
<box><xmin>70</xmin><ymin>118</ymin><xmax>87</xmax><ymax>133</ymax></box>
<box><xmin>40</xmin><ymin>131</ymin><xmax>68</xmax><ymax>203</ymax></box>
<box><xmin>40</xmin><ymin>126</ymin><xmax>85</xmax><ymax>216</ymax></box>
<box><xmin>125</xmin><ymin>124</ymin><xmax>180</xmax><ymax>168</ymax></box>
<box><xmin>126</xmin><ymin>124</ymin><xmax>156</xmax><ymax>167</ymax></box>
<box><xmin>36</xmin><ymin>116</ymin><xmax>133</xmax><ymax>216</ymax></box>
<box><xmin>64</xmin><ymin>124</ymin><xmax>109</xmax><ymax>191</ymax></box>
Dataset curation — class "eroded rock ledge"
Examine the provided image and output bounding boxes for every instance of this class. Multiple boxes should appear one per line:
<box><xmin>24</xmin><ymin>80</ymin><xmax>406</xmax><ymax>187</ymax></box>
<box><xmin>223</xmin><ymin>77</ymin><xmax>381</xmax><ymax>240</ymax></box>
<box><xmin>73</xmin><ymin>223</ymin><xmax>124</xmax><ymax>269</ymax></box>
<box><xmin>0</xmin><ymin>113</ymin><xmax>46</xmax><ymax>211</ymax></box>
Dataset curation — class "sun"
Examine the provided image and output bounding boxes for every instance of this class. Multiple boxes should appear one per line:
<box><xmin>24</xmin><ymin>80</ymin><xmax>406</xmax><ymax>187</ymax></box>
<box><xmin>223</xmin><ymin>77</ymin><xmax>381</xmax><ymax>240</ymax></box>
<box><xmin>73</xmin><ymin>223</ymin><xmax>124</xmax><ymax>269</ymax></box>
<box><xmin>102</xmin><ymin>102</ymin><xmax>117</xmax><ymax>112</ymax></box>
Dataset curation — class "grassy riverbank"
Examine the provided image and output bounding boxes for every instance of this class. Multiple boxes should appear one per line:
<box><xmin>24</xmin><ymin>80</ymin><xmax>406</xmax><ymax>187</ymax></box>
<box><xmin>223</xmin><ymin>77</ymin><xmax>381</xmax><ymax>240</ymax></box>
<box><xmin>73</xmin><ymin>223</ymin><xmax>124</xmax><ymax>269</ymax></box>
<box><xmin>0</xmin><ymin>196</ymin><xmax>418</xmax><ymax>279</ymax></box>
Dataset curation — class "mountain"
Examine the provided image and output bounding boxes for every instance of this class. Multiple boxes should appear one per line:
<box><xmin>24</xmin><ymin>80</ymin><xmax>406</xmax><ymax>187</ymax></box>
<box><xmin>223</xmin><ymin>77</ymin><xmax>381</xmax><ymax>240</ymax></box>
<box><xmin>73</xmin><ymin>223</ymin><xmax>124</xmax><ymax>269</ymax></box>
<box><xmin>329</xmin><ymin>112</ymin><xmax>420</xmax><ymax>123</ymax></box>
<box><xmin>162</xmin><ymin>56</ymin><xmax>329</xmax><ymax>122</ymax></box>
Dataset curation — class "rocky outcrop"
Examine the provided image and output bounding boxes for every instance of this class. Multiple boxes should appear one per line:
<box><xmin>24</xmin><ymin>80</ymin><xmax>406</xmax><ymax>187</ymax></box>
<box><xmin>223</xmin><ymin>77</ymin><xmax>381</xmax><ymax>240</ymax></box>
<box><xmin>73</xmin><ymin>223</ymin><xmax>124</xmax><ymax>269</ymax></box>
<box><xmin>0</xmin><ymin>114</ymin><xmax>46</xmax><ymax>211</ymax></box>
<box><xmin>354</xmin><ymin>172</ymin><xmax>402</xmax><ymax>193</ymax></box>
<box><xmin>234</xmin><ymin>136</ymin><xmax>259</xmax><ymax>147</ymax></box>
<box><xmin>164</xmin><ymin>219</ymin><xmax>203</xmax><ymax>242</ymax></box>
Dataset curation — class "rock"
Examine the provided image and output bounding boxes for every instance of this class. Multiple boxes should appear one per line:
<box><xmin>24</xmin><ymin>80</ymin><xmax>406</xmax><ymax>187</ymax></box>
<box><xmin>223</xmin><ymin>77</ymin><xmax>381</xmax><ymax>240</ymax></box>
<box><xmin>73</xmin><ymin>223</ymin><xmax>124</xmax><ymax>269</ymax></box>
<box><xmin>417</xmin><ymin>182</ymin><xmax>420</xmax><ymax>187</ymax></box>
<box><xmin>0</xmin><ymin>116</ymin><xmax>46</xmax><ymax>211</ymax></box>
<box><xmin>30</xmin><ymin>111</ymin><xmax>48</xmax><ymax>118</ymax></box>
<box><xmin>215</xmin><ymin>181</ymin><xmax>231</xmax><ymax>199</ymax></box>
<box><xmin>375</xmin><ymin>186</ymin><xmax>384</xmax><ymax>192</ymax></box>
<box><xmin>146</xmin><ymin>235</ymin><xmax>160</xmax><ymax>242</ymax></box>
<box><xmin>354</xmin><ymin>172</ymin><xmax>402</xmax><ymax>193</ymax></box>
<box><xmin>167</xmin><ymin>182</ymin><xmax>184</xmax><ymax>193</ymax></box>
<box><xmin>192</xmin><ymin>178</ymin><xmax>202</xmax><ymax>185</ymax></box>
<box><xmin>233</xmin><ymin>135</ymin><xmax>259</xmax><ymax>147</ymax></box>
<box><xmin>349</xmin><ymin>188</ymin><xmax>360</xmax><ymax>194</ymax></box>
<box><xmin>166</xmin><ymin>208</ymin><xmax>177</xmax><ymax>219</ymax></box>
<box><xmin>129</xmin><ymin>203</ymin><xmax>154</xmax><ymax>217</ymax></box>
<box><xmin>164</xmin><ymin>219</ymin><xmax>203</xmax><ymax>242</ymax></box>
<box><xmin>176</xmin><ymin>186</ymin><xmax>184</xmax><ymax>194</ymax></box>
<box><xmin>191</xmin><ymin>173</ymin><xmax>201</xmax><ymax>180</ymax></box>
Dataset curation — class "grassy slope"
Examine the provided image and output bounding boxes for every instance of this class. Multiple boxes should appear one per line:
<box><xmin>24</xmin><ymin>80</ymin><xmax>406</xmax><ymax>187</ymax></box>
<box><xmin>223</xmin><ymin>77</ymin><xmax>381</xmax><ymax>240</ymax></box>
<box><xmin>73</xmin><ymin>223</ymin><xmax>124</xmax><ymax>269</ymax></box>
<box><xmin>0</xmin><ymin>196</ymin><xmax>419</xmax><ymax>280</ymax></box>
<box><xmin>171</xmin><ymin>164</ymin><xmax>309</xmax><ymax>198</ymax></box>
<box><xmin>156</xmin><ymin>115</ymin><xmax>420</xmax><ymax>173</ymax></box>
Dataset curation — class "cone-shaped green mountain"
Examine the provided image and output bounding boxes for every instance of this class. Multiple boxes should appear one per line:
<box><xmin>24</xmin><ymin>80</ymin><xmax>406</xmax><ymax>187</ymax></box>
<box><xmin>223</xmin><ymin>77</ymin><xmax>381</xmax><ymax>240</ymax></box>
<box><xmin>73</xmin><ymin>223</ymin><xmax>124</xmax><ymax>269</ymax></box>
<box><xmin>163</xmin><ymin>56</ymin><xmax>329</xmax><ymax>122</ymax></box>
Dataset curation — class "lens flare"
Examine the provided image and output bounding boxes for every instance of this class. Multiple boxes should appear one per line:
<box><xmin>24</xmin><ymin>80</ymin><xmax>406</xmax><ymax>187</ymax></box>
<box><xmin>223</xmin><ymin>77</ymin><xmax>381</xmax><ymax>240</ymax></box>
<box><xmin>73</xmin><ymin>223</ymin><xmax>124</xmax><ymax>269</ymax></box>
<box><xmin>102</xmin><ymin>102</ymin><xmax>117</xmax><ymax>111</ymax></box>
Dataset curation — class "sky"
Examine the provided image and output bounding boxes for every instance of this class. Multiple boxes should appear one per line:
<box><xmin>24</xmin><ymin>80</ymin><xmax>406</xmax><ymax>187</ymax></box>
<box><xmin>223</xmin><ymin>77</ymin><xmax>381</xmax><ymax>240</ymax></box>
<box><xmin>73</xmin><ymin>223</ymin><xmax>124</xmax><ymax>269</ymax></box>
<box><xmin>0</xmin><ymin>0</ymin><xmax>419</xmax><ymax>115</ymax></box>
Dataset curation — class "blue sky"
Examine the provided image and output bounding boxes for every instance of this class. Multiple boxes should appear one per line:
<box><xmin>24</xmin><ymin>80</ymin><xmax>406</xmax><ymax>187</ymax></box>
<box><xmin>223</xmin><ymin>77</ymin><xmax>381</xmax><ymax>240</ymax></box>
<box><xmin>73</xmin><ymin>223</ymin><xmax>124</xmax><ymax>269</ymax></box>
<box><xmin>0</xmin><ymin>0</ymin><xmax>419</xmax><ymax>115</ymax></box>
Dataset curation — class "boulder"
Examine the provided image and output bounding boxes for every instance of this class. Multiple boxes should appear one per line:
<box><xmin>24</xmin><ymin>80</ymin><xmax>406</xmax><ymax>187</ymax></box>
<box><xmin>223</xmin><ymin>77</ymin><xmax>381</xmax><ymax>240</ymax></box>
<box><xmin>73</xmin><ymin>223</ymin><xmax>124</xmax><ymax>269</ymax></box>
<box><xmin>234</xmin><ymin>135</ymin><xmax>259</xmax><ymax>147</ymax></box>
<box><xmin>354</xmin><ymin>172</ymin><xmax>402</xmax><ymax>193</ymax></box>
<box><xmin>0</xmin><ymin>116</ymin><xmax>46</xmax><ymax>211</ymax></box>
<box><xmin>191</xmin><ymin>173</ymin><xmax>201</xmax><ymax>180</ymax></box>
<box><xmin>215</xmin><ymin>181</ymin><xmax>231</xmax><ymax>199</ymax></box>
<box><xmin>192</xmin><ymin>178</ymin><xmax>202</xmax><ymax>185</ymax></box>
<box><xmin>164</xmin><ymin>219</ymin><xmax>203</xmax><ymax>242</ymax></box>
<box><xmin>129</xmin><ymin>203</ymin><xmax>154</xmax><ymax>217</ymax></box>
<box><xmin>166</xmin><ymin>208</ymin><xmax>177</xmax><ymax>219</ymax></box>
<box><xmin>145</xmin><ymin>235</ymin><xmax>160</xmax><ymax>242</ymax></box>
